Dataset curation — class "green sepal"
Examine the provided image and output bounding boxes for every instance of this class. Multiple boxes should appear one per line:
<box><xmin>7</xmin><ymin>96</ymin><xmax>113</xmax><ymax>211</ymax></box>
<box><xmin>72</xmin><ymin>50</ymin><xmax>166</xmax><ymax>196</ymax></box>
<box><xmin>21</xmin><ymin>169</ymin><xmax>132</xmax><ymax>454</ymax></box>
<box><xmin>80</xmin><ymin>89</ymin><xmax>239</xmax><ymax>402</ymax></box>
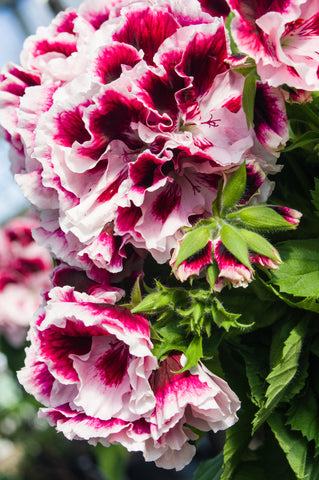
<box><xmin>242</xmin><ymin>72</ymin><xmax>257</xmax><ymax>129</ymax></box>
<box><xmin>221</xmin><ymin>162</ymin><xmax>247</xmax><ymax>212</ymax></box>
<box><xmin>130</xmin><ymin>274</ymin><xmax>142</xmax><ymax>307</ymax></box>
<box><xmin>173</xmin><ymin>227</ymin><xmax>211</xmax><ymax>269</ymax></box>
<box><xmin>131</xmin><ymin>291</ymin><xmax>168</xmax><ymax>313</ymax></box>
<box><xmin>239</xmin><ymin>229</ymin><xmax>281</xmax><ymax>262</ymax></box>
<box><xmin>212</xmin><ymin>177</ymin><xmax>225</xmax><ymax>217</ymax></box>
<box><xmin>227</xmin><ymin>205</ymin><xmax>298</xmax><ymax>231</ymax></box>
<box><xmin>176</xmin><ymin>335</ymin><xmax>203</xmax><ymax>373</ymax></box>
<box><xmin>220</xmin><ymin>224</ymin><xmax>252</xmax><ymax>269</ymax></box>
<box><xmin>206</xmin><ymin>261</ymin><xmax>220</xmax><ymax>291</ymax></box>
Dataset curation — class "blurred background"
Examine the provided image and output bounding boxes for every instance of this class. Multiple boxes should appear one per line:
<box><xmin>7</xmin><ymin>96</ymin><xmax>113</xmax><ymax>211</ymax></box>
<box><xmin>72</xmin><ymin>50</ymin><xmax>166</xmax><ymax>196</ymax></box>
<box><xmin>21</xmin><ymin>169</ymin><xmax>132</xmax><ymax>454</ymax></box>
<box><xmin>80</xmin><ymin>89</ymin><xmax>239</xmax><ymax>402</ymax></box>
<box><xmin>0</xmin><ymin>2</ymin><xmax>223</xmax><ymax>478</ymax></box>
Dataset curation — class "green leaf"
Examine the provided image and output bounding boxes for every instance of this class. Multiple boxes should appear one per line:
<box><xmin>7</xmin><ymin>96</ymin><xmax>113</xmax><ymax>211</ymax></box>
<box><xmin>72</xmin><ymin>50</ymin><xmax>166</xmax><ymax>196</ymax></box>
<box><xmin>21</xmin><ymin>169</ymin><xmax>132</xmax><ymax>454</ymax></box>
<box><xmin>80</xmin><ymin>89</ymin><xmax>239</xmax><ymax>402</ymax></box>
<box><xmin>258</xmin><ymin>419</ymin><xmax>297</xmax><ymax>480</ymax></box>
<box><xmin>282</xmin><ymin>347</ymin><xmax>310</xmax><ymax>402</ymax></box>
<box><xmin>211</xmin><ymin>297</ymin><xmax>251</xmax><ymax>332</ymax></box>
<box><xmin>220</xmin><ymin>224</ymin><xmax>251</xmax><ymax>269</ymax></box>
<box><xmin>268</xmin><ymin>412</ymin><xmax>314</xmax><ymax>480</ymax></box>
<box><xmin>271</xmin><ymin>239</ymin><xmax>319</xmax><ymax>298</ymax></box>
<box><xmin>227</xmin><ymin>205</ymin><xmax>298</xmax><ymax>231</ymax></box>
<box><xmin>311</xmin><ymin>178</ymin><xmax>319</xmax><ymax>217</ymax></box>
<box><xmin>194</xmin><ymin>452</ymin><xmax>223</xmax><ymax>480</ymax></box>
<box><xmin>259</xmin><ymin>277</ymin><xmax>319</xmax><ymax>313</ymax></box>
<box><xmin>241</xmin><ymin>346</ymin><xmax>268</xmax><ymax>407</ymax></box>
<box><xmin>286</xmin><ymin>388</ymin><xmax>319</xmax><ymax>446</ymax></box>
<box><xmin>239</xmin><ymin>229</ymin><xmax>280</xmax><ymax>262</ymax></box>
<box><xmin>173</xmin><ymin>227</ymin><xmax>211</xmax><ymax>269</ymax></box>
<box><xmin>282</xmin><ymin>131</ymin><xmax>319</xmax><ymax>152</ymax></box>
<box><xmin>219</xmin><ymin>347</ymin><xmax>257</xmax><ymax>480</ymax></box>
<box><xmin>252</xmin><ymin>320</ymin><xmax>308</xmax><ymax>433</ymax></box>
<box><xmin>222</xmin><ymin>162</ymin><xmax>247</xmax><ymax>211</ymax></box>
<box><xmin>242</xmin><ymin>72</ymin><xmax>257</xmax><ymax>128</ymax></box>
<box><xmin>221</xmin><ymin>401</ymin><xmax>256</xmax><ymax>480</ymax></box>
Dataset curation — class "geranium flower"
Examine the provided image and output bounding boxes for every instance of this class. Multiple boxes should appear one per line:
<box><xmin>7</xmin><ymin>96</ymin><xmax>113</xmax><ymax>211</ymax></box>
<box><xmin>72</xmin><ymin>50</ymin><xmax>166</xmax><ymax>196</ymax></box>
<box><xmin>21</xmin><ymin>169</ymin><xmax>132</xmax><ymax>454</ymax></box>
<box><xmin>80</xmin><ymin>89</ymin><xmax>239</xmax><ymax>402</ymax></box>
<box><xmin>227</xmin><ymin>0</ymin><xmax>319</xmax><ymax>90</ymax></box>
<box><xmin>18</xmin><ymin>265</ymin><xmax>157</xmax><ymax>423</ymax></box>
<box><xmin>0</xmin><ymin>216</ymin><xmax>52</xmax><ymax>347</ymax></box>
<box><xmin>36</xmin><ymin>353</ymin><xmax>240</xmax><ymax>471</ymax></box>
<box><xmin>0</xmin><ymin>0</ymin><xmax>288</xmax><ymax>280</ymax></box>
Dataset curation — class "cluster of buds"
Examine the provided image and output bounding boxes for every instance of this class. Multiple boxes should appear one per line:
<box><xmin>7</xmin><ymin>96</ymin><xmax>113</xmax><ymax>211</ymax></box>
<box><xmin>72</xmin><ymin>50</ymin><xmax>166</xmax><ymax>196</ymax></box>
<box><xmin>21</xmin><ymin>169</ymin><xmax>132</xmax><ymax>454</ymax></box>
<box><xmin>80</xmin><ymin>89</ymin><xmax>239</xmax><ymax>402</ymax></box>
<box><xmin>170</xmin><ymin>162</ymin><xmax>301</xmax><ymax>290</ymax></box>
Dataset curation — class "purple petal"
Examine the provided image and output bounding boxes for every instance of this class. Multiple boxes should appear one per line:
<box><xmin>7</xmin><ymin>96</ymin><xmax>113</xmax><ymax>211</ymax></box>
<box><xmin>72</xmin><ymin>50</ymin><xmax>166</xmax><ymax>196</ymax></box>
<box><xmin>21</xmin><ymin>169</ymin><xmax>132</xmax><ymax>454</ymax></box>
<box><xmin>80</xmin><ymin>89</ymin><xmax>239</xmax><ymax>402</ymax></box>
<box><xmin>38</xmin><ymin>322</ymin><xmax>92</xmax><ymax>383</ymax></box>
<box><xmin>214</xmin><ymin>239</ymin><xmax>253</xmax><ymax>289</ymax></box>
<box><xmin>93</xmin><ymin>43</ymin><xmax>141</xmax><ymax>84</ymax></box>
<box><xmin>254</xmin><ymin>83</ymin><xmax>288</xmax><ymax>153</ymax></box>
<box><xmin>113</xmin><ymin>6</ymin><xmax>179</xmax><ymax>65</ymax></box>
<box><xmin>271</xmin><ymin>206</ymin><xmax>302</xmax><ymax>225</ymax></box>
<box><xmin>178</xmin><ymin>23</ymin><xmax>229</xmax><ymax>98</ymax></box>
<box><xmin>237</xmin><ymin>161</ymin><xmax>266</xmax><ymax>205</ymax></box>
<box><xmin>151</xmin><ymin>183</ymin><xmax>182</xmax><ymax>223</ymax></box>
<box><xmin>198</xmin><ymin>0</ymin><xmax>230</xmax><ymax>17</ymax></box>
<box><xmin>53</xmin><ymin>105</ymin><xmax>91</xmax><ymax>147</ymax></box>
<box><xmin>115</xmin><ymin>205</ymin><xmax>143</xmax><ymax>234</ymax></box>
<box><xmin>129</xmin><ymin>152</ymin><xmax>166</xmax><ymax>190</ymax></box>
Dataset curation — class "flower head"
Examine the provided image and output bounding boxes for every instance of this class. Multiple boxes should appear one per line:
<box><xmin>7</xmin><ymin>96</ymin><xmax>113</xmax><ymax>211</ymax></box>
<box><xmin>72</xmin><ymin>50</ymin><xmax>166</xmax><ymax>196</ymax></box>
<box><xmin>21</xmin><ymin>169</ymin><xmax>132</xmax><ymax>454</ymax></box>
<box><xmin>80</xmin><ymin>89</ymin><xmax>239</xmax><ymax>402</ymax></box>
<box><xmin>34</xmin><ymin>351</ymin><xmax>240</xmax><ymax>471</ymax></box>
<box><xmin>0</xmin><ymin>0</ymin><xmax>287</xmax><ymax>280</ymax></box>
<box><xmin>228</xmin><ymin>0</ymin><xmax>319</xmax><ymax>90</ymax></box>
<box><xmin>18</xmin><ymin>264</ymin><xmax>157</xmax><ymax>422</ymax></box>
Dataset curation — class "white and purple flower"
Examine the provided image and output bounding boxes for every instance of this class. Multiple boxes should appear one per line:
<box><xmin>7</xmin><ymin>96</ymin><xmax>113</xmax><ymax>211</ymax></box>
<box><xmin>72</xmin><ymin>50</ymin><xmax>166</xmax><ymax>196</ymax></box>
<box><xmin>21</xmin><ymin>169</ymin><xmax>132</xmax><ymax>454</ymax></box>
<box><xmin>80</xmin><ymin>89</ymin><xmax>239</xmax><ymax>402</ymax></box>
<box><xmin>228</xmin><ymin>0</ymin><xmax>319</xmax><ymax>90</ymax></box>
<box><xmin>33</xmin><ymin>351</ymin><xmax>239</xmax><ymax>470</ymax></box>
<box><xmin>18</xmin><ymin>264</ymin><xmax>157</xmax><ymax>423</ymax></box>
<box><xmin>0</xmin><ymin>0</ymin><xmax>288</xmax><ymax>279</ymax></box>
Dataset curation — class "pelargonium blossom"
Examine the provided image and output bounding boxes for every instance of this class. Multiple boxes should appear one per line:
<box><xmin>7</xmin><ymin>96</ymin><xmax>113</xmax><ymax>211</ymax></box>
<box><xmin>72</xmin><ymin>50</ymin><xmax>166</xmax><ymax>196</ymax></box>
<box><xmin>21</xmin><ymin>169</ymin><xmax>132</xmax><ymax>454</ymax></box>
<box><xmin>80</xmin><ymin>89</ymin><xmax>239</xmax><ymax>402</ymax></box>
<box><xmin>18</xmin><ymin>264</ymin><xmax>157</xmax><ymax>423</ymax></box>
<box><xmin>227</xmin><ymin>0</ymin><xmax>319</xmax><ymax>90</ymax></box>
<box><xmin>33</xmin><ymin>351</ymin><xmax>240</xmax><ymax>470</ymax></box>
<box><xmin>0</xmin><ymin>0</ymin><xmax>287</xmax><ymax>280</ymax></box>
<box><xmin>0</xmin><ymin>216</ymin><xmax>52</xmax><ymax>347</ymax></box>
<box><xmin>18</xmin><ymin>263</ymin><xmax>240</xmax><ymax>470</ymax></box>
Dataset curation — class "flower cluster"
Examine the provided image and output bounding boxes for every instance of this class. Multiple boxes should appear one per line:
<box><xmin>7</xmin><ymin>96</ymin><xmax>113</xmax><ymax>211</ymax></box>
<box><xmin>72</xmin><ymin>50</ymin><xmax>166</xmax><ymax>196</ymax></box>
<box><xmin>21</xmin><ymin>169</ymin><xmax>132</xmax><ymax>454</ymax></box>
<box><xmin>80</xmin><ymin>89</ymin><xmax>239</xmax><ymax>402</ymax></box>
<box><xmin>228</xmin><ymin>0</ymin><xmax>319</xmax><ymax>91</ymax></box>
<box><xmin>0</xmin><ymin>0</ymin><xmax>289</xmax><ymax>280</ymax></box>
<box><xmin>0</xmin><ymin>0</ymin><xmax>311</xmax><ymax>472</ymax></box>
<box><xmin>0</xmin><ymin>216</ymin><xmax>52</xmax><ymax>347</ymax></box>
<box><xmin>18</xmin><ymin>264</ymin><xmax>239</xmax><ymax>470</ymax></box>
